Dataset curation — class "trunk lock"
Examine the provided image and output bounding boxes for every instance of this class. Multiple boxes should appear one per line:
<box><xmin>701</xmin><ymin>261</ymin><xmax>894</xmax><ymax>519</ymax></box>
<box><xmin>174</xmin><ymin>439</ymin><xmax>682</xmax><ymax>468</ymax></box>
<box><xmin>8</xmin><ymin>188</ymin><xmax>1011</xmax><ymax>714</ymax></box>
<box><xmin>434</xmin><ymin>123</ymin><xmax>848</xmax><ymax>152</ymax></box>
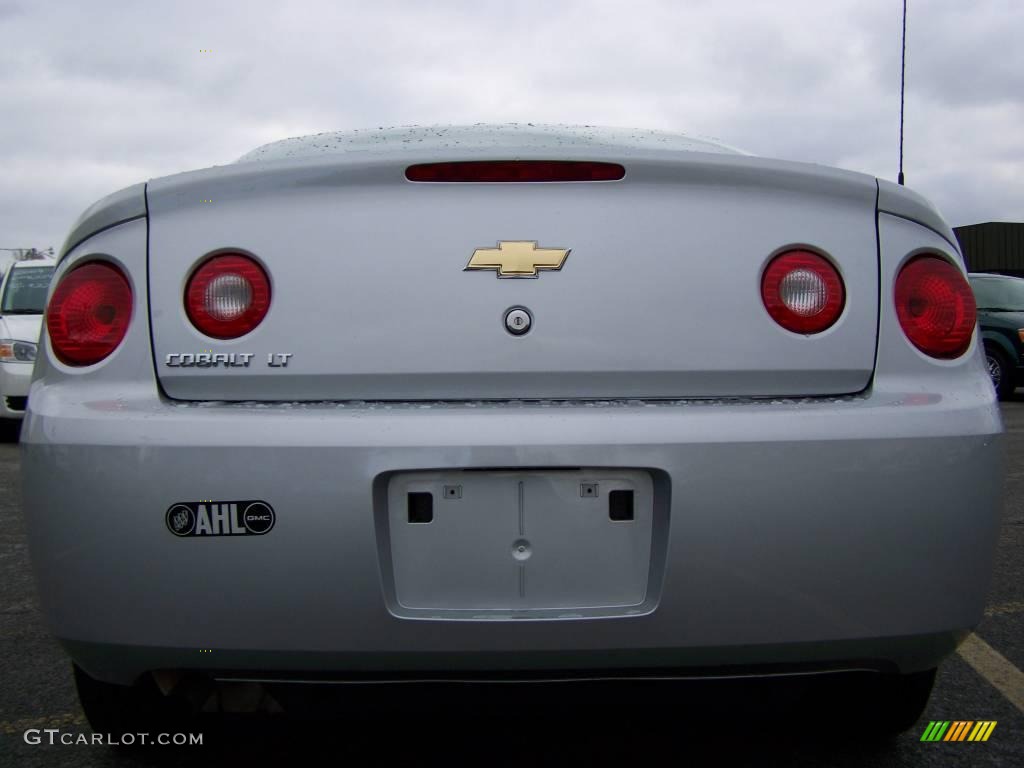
<box><xmin>504</xmin><ymin>306</ymin><xmax>532</xmax><ymax>336</ymax></box>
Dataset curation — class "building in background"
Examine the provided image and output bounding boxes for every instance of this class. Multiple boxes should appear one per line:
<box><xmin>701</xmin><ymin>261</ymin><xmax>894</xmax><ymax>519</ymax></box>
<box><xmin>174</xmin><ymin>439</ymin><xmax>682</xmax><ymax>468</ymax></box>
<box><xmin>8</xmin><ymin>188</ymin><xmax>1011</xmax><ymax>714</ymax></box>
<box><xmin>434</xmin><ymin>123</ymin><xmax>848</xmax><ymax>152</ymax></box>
<box><xmin>955</xmin><ymin>222</ymin><xmax>1024</xmax><ymax>276</ymax></box>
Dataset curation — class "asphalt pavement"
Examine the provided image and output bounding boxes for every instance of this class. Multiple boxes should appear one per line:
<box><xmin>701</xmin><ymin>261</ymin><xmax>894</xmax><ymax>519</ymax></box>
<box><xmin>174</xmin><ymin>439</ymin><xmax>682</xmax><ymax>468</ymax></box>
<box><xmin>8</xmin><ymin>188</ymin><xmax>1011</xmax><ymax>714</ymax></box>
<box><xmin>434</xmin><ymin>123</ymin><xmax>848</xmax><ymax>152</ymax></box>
<box><xmin>0</xmin><ymin>401</ymin><xmax>1021</xmax><ymax>766</ymax></box>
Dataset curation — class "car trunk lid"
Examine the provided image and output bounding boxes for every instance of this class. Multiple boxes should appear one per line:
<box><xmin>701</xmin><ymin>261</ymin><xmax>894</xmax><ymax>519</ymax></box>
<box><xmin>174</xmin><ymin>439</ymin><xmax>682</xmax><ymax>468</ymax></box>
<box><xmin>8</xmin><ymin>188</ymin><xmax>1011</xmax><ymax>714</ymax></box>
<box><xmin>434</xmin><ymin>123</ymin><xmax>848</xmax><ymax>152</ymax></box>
<box><xmin>146</xmin><ymin>138</ymin><xmax>879</xmax><ymax>401</ymax></box>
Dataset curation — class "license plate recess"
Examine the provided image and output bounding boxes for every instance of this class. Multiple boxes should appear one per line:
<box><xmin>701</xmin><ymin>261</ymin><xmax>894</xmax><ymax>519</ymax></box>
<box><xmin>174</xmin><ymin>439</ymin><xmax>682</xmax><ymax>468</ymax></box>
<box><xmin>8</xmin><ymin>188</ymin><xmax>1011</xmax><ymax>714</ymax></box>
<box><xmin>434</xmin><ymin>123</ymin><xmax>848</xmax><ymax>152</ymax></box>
<box><xmin>386</xmin><ymin>469</ymin><xmax>654</xmax><ymax>612</ymax></box>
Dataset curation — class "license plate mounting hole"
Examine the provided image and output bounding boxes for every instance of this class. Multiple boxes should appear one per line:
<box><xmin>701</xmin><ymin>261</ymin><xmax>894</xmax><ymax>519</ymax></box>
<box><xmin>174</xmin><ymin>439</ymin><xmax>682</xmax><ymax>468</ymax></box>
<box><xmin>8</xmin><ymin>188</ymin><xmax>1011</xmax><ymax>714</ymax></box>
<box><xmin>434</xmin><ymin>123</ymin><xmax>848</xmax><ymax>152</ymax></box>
<box><xmin>609</xmin><ymin>489</ymin><xmax>634</xmax><ymax>521</ymax></box>
<box><xmin>407</xmin><ymin>492</ymin><xmax>433</xmax><ymax>523</ymax></box>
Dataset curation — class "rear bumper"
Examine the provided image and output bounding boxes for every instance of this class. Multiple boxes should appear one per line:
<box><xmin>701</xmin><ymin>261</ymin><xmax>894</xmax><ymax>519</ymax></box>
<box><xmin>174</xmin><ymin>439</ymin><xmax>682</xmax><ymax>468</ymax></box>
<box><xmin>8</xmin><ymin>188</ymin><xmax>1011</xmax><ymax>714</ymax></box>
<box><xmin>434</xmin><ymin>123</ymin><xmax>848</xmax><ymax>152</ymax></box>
<box><xmin>21</xmin><ymin>387</ymin><xmax>1003</xmax><ymax>685</ymax></box>
<box><xmin>0</xmin><ymin>362</ymin><xmax>31</xmax><ymax>419</ymax></box>
<box><xmin>62</xmin><ymin>634</ymin><xmax>966</xmax><ymax>689</ymax></box>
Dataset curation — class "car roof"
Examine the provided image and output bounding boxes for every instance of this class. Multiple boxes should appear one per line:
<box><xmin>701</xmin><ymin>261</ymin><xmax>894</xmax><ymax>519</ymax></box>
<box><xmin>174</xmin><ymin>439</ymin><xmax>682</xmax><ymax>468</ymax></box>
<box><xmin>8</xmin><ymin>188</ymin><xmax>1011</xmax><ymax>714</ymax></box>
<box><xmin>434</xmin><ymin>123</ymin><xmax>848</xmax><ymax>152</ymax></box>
<box><xmin>8</xmin><ymin>259</ymin><xmax>55</xmax><ymax>270</ymax></box>
<box><xmin>236</xmin><ymin>123</ymin><xmax>746</xmax><ymax>164</ymax></box>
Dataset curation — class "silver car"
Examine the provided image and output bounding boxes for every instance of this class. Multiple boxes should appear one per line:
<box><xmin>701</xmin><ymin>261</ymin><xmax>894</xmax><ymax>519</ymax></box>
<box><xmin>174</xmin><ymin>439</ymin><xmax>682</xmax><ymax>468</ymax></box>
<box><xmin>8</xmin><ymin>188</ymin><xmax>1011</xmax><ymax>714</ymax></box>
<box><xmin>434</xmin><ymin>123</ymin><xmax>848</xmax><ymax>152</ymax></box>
<box><xmin>21</xmin><ymin>125</ymin><xmax>1003</xmax><ymax>736</ymax></box>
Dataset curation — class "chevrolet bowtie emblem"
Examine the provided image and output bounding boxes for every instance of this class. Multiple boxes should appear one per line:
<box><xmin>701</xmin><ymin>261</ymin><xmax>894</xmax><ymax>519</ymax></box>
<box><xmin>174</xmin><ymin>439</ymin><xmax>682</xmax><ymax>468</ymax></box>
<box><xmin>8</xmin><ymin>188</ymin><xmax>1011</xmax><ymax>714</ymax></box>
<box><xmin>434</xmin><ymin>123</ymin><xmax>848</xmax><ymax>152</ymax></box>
<box><xmin>465</xmin><ymin>241</ymin><xmax>571</xmax><ymax>278</ymax></box>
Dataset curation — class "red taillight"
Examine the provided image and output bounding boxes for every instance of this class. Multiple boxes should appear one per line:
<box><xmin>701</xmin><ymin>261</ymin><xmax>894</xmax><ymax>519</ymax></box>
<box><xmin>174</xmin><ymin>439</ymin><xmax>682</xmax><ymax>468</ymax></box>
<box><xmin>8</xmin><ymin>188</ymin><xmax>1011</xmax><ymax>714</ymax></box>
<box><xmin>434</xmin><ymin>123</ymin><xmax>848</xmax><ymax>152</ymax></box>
<box><xmin>405</xmin><ymin>161</ymin><xmax>625</xmax><ymax>183</ymax></box>
<box><xmin>894</xmin><ymin>255</ymin><xmax>976</xmax><ymax>359</ymax></box>
<box><xmin>185</xmin><ymin>253</ymin><xmax>271</xmax><ymax>339</ymax></box>
<box><xmin>761</xmin><ymin>250</ymin><xmax>845</xmax><ymax>334</ymax></box>
<box><xmin>46</xmin><ymin>261</ymin><xmax>133</xmax><ymax>366</ymax></box>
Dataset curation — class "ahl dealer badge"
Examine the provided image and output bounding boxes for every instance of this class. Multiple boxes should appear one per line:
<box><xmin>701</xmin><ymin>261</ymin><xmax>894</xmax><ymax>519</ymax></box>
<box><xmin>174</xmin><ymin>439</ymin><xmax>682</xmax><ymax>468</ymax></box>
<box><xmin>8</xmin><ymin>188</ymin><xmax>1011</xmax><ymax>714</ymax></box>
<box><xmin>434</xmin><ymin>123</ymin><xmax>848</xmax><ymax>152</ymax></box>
<box><xmin>166</xmin><ymin>500</ymin><xmax>276</xmax><ymax>537</ymax></box>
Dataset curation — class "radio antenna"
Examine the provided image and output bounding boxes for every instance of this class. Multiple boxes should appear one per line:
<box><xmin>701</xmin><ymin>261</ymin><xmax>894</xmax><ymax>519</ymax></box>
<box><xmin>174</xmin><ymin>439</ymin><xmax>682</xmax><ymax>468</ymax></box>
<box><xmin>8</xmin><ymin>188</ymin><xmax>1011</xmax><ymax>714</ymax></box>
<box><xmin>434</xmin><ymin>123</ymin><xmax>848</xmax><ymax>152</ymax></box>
<box><xmin>898</xmin><ymin>0</ymin><xmax>907</xmax><ymax>185</ymax></box>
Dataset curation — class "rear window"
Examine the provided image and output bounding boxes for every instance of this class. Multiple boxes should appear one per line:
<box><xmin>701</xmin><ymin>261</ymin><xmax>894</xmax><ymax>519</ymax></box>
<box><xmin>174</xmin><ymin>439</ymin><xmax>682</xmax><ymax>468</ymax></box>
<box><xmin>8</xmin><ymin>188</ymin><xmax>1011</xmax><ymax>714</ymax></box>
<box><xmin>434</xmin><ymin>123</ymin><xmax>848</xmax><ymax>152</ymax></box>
<box><xmin>1</xmin><ymin>266</ymin><xmax>55</xmax><ymax>314</ymax></box>
<box><xmin>969</xmin><ymin>276</ymin><xmax>1024</xmax><ymax>312</ymax></box>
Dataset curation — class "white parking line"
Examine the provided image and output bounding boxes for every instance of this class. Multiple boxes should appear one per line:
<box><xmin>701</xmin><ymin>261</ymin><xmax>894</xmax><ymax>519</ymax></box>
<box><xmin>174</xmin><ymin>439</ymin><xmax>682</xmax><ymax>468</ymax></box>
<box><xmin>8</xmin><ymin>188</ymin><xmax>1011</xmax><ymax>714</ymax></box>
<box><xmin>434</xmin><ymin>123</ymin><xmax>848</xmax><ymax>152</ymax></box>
<box><xmin>958</xmin><ymin>633</ymin><xmax>1024</xmax><ymax>714</ymax></box>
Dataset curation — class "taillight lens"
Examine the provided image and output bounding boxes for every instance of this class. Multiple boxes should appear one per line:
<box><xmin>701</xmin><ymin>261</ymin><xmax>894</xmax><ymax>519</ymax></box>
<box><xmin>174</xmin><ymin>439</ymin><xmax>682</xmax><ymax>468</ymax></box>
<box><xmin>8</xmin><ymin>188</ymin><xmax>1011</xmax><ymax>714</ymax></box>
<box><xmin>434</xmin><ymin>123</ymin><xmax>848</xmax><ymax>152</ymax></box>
<box><xmin>46</xmin><ymin>261</ymin><xmax>133</xmax><ymax>366</ymax></box>
<box><xmin>761</xmin><ymin>250</ymin><xmax>845</xmax><ymax>333</ymax></box>
<box><xmin>894</xmin><ymin>255</ymin><xmax>976</xmax><ymax>359</ymax></box>
<box><xmin>185</xmin><ymin>254</ymin><xmax>271</xmax><ymax>339</ymax></box>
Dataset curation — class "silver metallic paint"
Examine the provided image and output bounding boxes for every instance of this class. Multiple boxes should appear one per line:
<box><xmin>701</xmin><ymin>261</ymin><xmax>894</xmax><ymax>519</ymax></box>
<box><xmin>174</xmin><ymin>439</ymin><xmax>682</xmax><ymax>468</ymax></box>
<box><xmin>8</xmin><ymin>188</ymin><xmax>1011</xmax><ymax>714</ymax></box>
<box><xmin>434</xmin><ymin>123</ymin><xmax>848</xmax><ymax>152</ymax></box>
<box><xmin>21</xmin><ymin>132</ymin><xmax>1004</xmax><ymax>686</ymax></box>
<box><xmin>57</xmin><ymin>183</ymin><xmax>146</xmax><ymax>260</ymax></box>
<box><xmin>146</xmin><ymin>150</ymin><xmax>881</xmax><ymax>401</ymax></box>
<box><xmin>877</xmin><ymin>179</ymin><xmax>958</xmax><ymax>249</ymax></box>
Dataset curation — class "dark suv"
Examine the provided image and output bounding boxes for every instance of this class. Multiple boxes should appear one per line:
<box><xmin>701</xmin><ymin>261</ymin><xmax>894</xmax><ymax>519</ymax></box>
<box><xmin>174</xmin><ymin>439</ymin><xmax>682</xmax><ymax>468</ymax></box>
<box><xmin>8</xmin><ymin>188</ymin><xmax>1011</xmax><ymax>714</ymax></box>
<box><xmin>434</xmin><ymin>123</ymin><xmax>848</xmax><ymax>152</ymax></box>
<box><xmin>968</xmin><ymin>272</ymin><xmax>1024</xmax><ymax>399</ymax></box>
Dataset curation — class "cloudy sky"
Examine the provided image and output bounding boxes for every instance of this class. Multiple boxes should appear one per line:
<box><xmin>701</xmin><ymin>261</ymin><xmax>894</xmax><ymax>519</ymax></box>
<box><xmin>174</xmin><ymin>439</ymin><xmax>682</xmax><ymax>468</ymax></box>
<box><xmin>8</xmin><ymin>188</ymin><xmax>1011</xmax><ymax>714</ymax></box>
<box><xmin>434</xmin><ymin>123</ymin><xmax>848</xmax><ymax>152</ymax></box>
<box><xmin>1</xmin><ymin>0</ymin><xmax>1020</xmax><ymax>253</ymax></box>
